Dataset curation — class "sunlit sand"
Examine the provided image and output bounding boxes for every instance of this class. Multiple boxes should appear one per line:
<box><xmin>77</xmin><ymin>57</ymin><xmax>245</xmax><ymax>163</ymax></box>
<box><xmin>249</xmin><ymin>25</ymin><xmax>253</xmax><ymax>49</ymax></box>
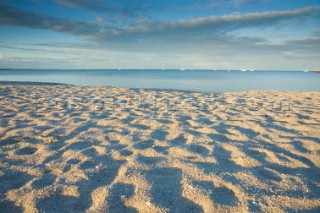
<box><xmin>0</xmin><ymin>82</ymin><xmax>319</xmax><ymax>212</ymax></box>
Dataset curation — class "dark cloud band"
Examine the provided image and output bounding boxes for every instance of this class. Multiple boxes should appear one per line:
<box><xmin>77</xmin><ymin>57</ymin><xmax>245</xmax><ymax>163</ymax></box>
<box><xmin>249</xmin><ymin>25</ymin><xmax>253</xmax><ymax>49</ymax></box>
<box><xmin>0</xmin><ymin>3</ymin><xmax>319</xmax><ymax>41</ymax></box>
<box><xmin>0</xmin><ymin>4</ymin><xmax>100</xmax><ymax>35</ymax></box>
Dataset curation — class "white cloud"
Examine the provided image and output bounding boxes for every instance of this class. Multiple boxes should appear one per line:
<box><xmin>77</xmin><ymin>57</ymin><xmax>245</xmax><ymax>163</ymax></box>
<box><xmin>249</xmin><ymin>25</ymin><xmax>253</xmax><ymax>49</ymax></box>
<box><xmin>147</xmin><ymin>6</ymin><xmax>318</xmax><ymax>33</ymax></box>
<box><xmin>233</xmin><ymin>0</ymin><xmax>259</xmax><ymax>5</ymax></box>
<box><xmin>0</xmin><ymin>3</ymin><xmax>319</xmax><ymax>70</ymax></box>
<box><xmin>1</xmin><ymin>4</ymin><xmax>319</xmax><ymax>40</ymax></box>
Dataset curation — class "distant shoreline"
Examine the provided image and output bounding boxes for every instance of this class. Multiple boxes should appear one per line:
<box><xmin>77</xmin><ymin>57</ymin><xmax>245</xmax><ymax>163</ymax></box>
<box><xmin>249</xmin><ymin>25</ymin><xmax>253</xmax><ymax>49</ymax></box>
<box><xmin>0</xmin><ymin>81</ymin><xmax>71</xmax><ymax>86</ymax></box>
<box><xmin>1</xmin><ymin>80</ymin><xmax>320</xmax><ymax>93</ymax></box>
<box><xmin>1</xmin><ymin>70</ymin><xmax>319</xmax><ymax>93</ymax></box>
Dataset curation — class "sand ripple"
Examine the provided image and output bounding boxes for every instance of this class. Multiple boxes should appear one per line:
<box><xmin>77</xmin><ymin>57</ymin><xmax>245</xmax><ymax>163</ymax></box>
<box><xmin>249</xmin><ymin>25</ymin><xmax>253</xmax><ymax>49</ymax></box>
<box><xmin>0</xmin><ymin>83</ymin><xmax>319</xmax><ymax>212</ymax></box>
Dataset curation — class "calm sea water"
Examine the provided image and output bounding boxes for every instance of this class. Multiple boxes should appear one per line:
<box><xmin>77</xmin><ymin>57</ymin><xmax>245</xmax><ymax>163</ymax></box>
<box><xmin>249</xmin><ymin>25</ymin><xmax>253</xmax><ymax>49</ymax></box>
<box><xmin>0</xmin><ymin>69</ymin><xmax>319</xmax><ymax>93</ymax></box>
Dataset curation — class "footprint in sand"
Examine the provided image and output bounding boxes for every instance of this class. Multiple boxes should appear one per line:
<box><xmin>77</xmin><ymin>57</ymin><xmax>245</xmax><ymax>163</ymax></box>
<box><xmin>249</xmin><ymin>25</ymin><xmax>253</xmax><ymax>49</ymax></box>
<box><xmin>137</xmin><ymin>155</ymin><xmax>165</xmax><ymax>165</ymax></box>
<box><xmin>32</xmin><ymin>173</ymin><xmax>56</xmax><ymax>189</ymax></box>
<box><xmin>0</xmin><ymin>137</ymin><xmax>23</xmax><ymax>146</ymax></box>
<box><xmin>144</xmin><ymin>167</ymin><xmax>202</xmax><ymax>212</ymax></box>
<box><xmin>0</xmin><ymin>170</ymin><xmax>33</xmax><ymax>191</ymax></box>
<box><xmin>192</xmin><ymin>180</ymin><xmax>238</xmax><ymax>206</ymax></box>
<box><xmin>16</xmin><ymin>147</ymin><xmax>37</xmax><ymax>155</ymax></box>
<box><xmin>107</xmin><ymin>183</ymin><xmax>137</xmax><ymax>212</ymax></box>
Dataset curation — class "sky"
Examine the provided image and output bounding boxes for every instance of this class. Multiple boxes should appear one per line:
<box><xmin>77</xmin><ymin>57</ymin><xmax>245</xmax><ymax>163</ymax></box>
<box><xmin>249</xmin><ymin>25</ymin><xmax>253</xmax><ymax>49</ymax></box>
<box><xmin>0</xmin><ymin>0</ymin><xmax>319</xmax><ymax>70</ymax></box>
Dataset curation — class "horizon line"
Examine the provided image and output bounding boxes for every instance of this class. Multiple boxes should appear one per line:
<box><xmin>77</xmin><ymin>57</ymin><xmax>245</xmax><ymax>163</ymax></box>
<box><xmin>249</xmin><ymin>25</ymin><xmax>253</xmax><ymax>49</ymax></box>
<box><xmin>0</xmin><ymin>68</ymin><xmax>312</xmax><ymax>72</ymax></box>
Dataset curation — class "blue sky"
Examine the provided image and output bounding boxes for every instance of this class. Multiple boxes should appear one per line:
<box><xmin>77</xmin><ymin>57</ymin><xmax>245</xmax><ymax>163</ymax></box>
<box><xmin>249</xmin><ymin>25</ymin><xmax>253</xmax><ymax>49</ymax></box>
<box><xmin>0</xmin><ymin>0</ymin><xmax>319</xmax><ymax>70</ymax></box>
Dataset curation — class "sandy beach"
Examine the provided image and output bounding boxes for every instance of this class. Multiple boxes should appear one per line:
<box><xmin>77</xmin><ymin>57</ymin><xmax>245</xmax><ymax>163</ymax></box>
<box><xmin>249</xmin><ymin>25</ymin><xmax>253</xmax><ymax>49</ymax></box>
<box><xmin>0</xmin><ymin>82</ymin><xmax>319</xmax><ymax>212</ymax></box>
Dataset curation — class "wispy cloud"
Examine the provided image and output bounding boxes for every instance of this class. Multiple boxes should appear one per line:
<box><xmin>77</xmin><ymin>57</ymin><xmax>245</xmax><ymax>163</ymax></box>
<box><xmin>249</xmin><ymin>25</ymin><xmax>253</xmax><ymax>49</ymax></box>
<box><xmin>133</xmin><ymin>6</ymin><xmax>319</xmax><ymax>33</ymax></box>
<box><xmin>55</xmin><ymin>0</ymin><xmax>109</xmax><ymax>12</ymax></box>
<box><xmin>0</xmin><ymin>4</ymin><xmax>100</xmax><ymax>35</ymax></box>
<box><xmin>233</xmin><ymin>0</ymin><xmax>259</xmax><ymax>5</ymax></box>
<box><xmin>1</xmin><ymin>3</ymin><xmax>318</xmax><ymax>41</ymax></box>
<box><xmin>91</xmin><ymin>5</ymin><xmax>320</xmax><ymax>47</ymax></box>
<box><xmin>1</xmin><ymin>2</ymin><xmax>319</xmax><ymax>69</ymax></box>
<box><xmin>54</xmin><ymin>0</ymin><xmax>152</xmax><ymax>16</ymax></box>
<box><xmin>201</xmin><ymin>0</ymin><xmax>268</xmax><ymax>8</ymax></box>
